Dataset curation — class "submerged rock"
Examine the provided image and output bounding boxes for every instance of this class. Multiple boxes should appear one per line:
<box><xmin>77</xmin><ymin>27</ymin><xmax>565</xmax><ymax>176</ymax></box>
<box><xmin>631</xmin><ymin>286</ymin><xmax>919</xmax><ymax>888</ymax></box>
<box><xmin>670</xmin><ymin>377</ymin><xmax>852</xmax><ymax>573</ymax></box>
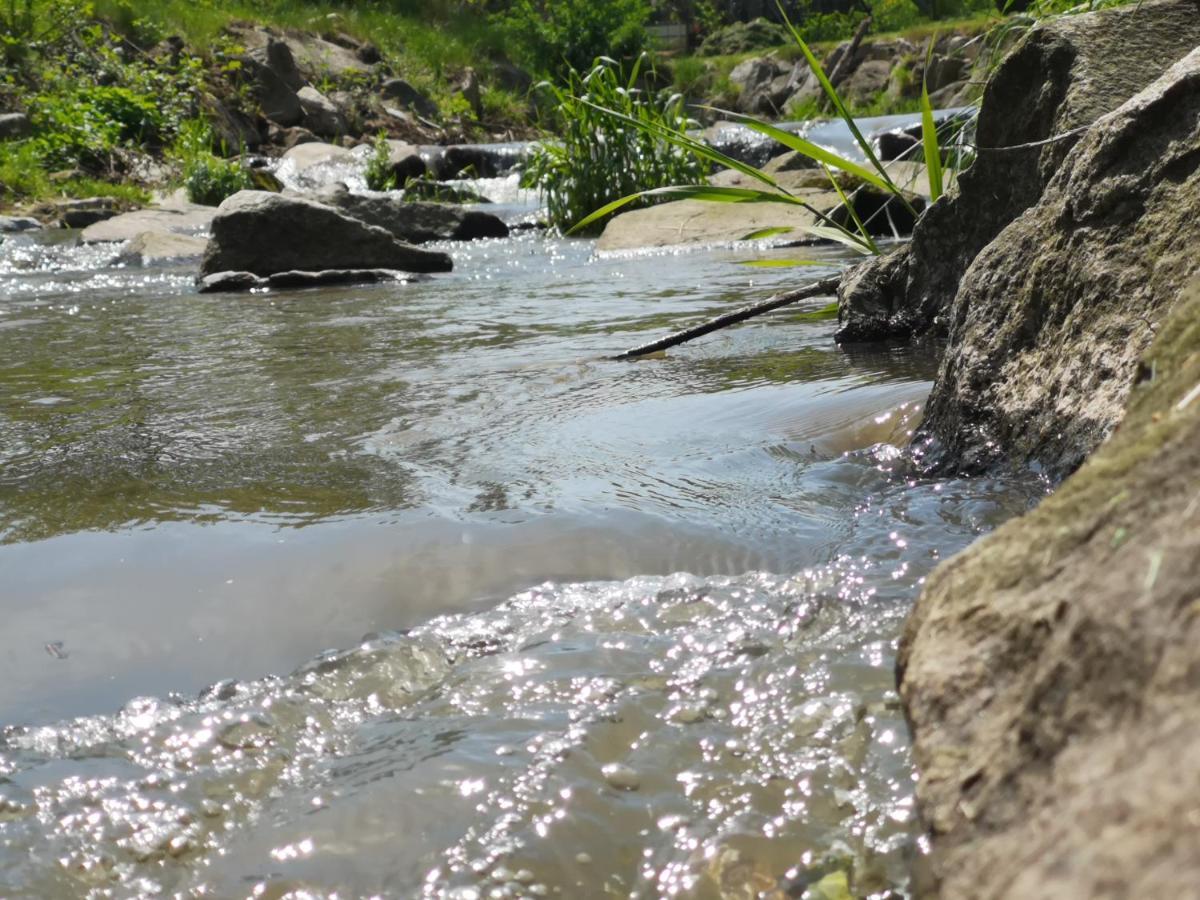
<box><xmin>917</xmin><ymin>45</ymin><xmax>1200</xmax><ymax>477</ymax></box>
<box><xmin>0</xmin><ymin>215</ymin><xmax>42</xmax><ymax>233</ymax></box>
<box><xmin>197</xmin><ymin>268</ymin><xmax>416</xmax><ymax>293</ymax></box>
<box><xmin>837</xmin><ymin>0</ymin><xmax>1200</xmax><ymax>343</ymax></box>
<box><xmin>899</xmin><ymin>276</ymin><xmax>1200</xmax><ymax>898</ymax></box>
<box><xmin>199</xmin><ymin>191</ymin><xmax>452</xmax><ymax>278</ymax></box>
<box><xmin>313</xmin><ymin>184</ymin><xmax>508</xmax><ymax>243</ymax></box>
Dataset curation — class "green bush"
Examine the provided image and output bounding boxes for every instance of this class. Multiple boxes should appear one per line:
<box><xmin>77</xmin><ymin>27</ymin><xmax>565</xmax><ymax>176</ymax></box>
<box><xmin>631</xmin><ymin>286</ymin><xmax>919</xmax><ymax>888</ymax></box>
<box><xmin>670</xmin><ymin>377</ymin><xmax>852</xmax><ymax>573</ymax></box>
<box><xmin>522</xmin><ymin>56</ymin><xmax>707</xmax><ymax>234</ymax></box>
<box><xmin>171</xmin><ymin>118</ymin><xmax>252</xmax><ymax>206</ymax></box>
<box><xmin>364</xmin><ymin>131</ymin><xmax>396</xmax><ymax>192</ymax></box>
<box><xmin>29</xmin><ymin>84</ymin><xmax>165</xmax><ymax>170</ymax></box>
<box><xmin>498</xmin><ymin>0</ymin><xmax>652</xmax><ymax>80</ymax></box>
<box><xmin>871</xmin><ymin>0</ymin><xmax>925</xmax><ymax>31</ymax></box>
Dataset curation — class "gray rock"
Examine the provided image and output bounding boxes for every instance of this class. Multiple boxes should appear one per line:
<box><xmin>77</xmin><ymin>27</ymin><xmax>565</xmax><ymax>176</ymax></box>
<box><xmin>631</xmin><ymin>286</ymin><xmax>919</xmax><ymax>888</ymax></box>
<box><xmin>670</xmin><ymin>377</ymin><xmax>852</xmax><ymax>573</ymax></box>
<box><xmin>114</xmin><ymin>231</ymin><xmax>208</xmax><ymax>266</ymax></box>
<box><xmin>842</xmin><ymin>59</ymin><xmax>893</xmax><ymax>103</ymax></box>
<box><xmin>198</xmin><ymin>267</ymin><xmax>415</xmax><ymax>293</ymax></box>
<box><xmin>0</xmin><ymin>112</ymin><xmax>32</xmax><ymax>139</ymax></box>
<box><xmin>837</xmin><ymin>0</ymin><xmax>1200</xmax><ymax>344</ymax></box>
<box><xmin>199</xmin><ymin>191</ymin><xmax>453</xmax><ymax>277</ymax></box>
<box><xmin>204</xmin><ymin>96</ymin><xmax>261</xmax><ymax>152</ymax></box>
<box><xmin>828</xmin><ymin>185</ymin><xmax>926</xmax><ymax>237</ymax></box>
<box><xmin>899</xmin><ymin>278</ymin><xmax>1200</xmax><ymax>900</ymax></box>
<box><xmin>240</xmin><ymin>38</ymin><xmax>303</xmax><ymax>126</ymax></box>
<box><xmin>0</xmin><ymin>215</ymin><xmax>42</xmax><ymax>233</ymax></box>
<box><xmin>728</xmin><ymin>56</ymin><xmax>788</xmax><ymax>116</ymax></box>
<box><xmin>380</xmin><ymin>79</ymin><xmax>438</xmax><ymax>118</ymax></box>
<box><xmin>874</xmin><ymin>129</ymin><xmax>920</xmax><ymax>161</ymax></box>
<box><xmin>58</xmin><ymin>198</ymin><xmax>122</xmax><ymax>229</ymax></box>
<box><xmin>313</xmin><ymin>183</ymin><xmax>508</xmax><ymax>243</ymax></box>
<box><xmin>81</xmin><ymin>201</ymin><xmax>217</xmax><ymax>243</ymax></box>
<box><xmin>297</xmin><ymin>86</ymin><xmax>346</xmax><ymax>137</ymax></box>
<box><xmin>914</xmin><ymin>44</ymin><xmax>1200</xmax><ymax>478</ymax></box>
<box><xmin>384</xmin><ymin>140</ymin><xmax>427</xmax><ymax>184</ymax></box>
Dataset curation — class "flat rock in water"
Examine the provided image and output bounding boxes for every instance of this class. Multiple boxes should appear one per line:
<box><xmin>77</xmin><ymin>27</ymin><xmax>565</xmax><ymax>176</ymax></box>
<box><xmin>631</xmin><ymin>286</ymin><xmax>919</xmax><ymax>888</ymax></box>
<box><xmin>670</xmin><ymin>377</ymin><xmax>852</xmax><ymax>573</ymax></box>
<box><xmin>199</xmin><ymin>191</ymin><xmax>453</xmax><ymax>277</ymax></box>
<box><xmin>198</xmin><ymin>268</ymin><xmax>414</xmax><ymax>293</ymax></box>
<box><xmin>314</xmin><ymin>184</ymin><xmax>508</xmax><ymax>243</ymax></box>
<box><xmin>114</xmin><ymin>231</ymin><xmax>209</xmax><ymax>266</ymax></box>
<box><xmin>596</xmin><ymin>194</ymin><xmax>838</xmax><ymax>252</ymax></box>
<box><xmin>81</xmin><ymin>202</ymin><xmax>217</xmax><ymax>243</ymax></box>
<box><xmin>0</xmin><ymin>215</ymin><xmax>42</xmax><ymax>233</ymax></box>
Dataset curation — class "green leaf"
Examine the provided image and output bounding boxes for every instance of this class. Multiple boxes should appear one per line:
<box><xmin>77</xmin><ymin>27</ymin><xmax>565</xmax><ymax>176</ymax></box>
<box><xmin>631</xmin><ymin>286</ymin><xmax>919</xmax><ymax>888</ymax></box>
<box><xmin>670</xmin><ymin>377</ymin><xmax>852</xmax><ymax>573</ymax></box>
<box><xmin>735</xmin><ymin>258</ymin><xmax>822</xmax><ymax>267</ymax></box>
<box><xmin>709</xmin><ymin>108</ymin><xmax>892</xmax><ymax>194</ymax></box>
<box><xmin>740</xmin><ymin>226</ymin><xmax>795</xmax><ymax>240</ymax></box>
<box><xmin>920</xmin><ymin>39</ymin><xmax>945</xmax><ymax>202</ymax></box>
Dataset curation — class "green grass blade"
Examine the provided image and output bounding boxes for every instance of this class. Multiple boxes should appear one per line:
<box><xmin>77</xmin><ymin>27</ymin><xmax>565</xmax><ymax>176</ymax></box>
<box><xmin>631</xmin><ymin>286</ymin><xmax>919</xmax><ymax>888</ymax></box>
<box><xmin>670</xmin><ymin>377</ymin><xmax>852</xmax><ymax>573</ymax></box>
<box><xmin>736</xmin><ymin>259</ymin><xmax>822</xmax><ymax>267</ymax></box>
<box><xmin>740</xmin><ymin>226</ymin><xmax>795</xmax><ymax>240</ymax></box>
<box><xmin>775</xmin><ymin>2</ymin><xmax>912</xmax><ymax>211</ymax></box>
<box><xmin>920</xmin><ymin>38</ymin><xmax>945</xmax><ymax>202</ymax></box>
<box><xmin>707</xmin><ymin>109</ymin><xmax>893</xmax><ymax>193</ymax></box>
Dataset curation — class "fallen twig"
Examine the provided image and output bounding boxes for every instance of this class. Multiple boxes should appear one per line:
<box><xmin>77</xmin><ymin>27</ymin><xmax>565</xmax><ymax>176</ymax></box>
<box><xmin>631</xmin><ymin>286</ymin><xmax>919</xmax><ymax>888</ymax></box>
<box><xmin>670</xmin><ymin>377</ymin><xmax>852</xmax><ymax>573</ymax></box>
<box><xmin>612</xmin><ymin>275</ymin><xmax>842</xmax><ymax>360</ymax></box>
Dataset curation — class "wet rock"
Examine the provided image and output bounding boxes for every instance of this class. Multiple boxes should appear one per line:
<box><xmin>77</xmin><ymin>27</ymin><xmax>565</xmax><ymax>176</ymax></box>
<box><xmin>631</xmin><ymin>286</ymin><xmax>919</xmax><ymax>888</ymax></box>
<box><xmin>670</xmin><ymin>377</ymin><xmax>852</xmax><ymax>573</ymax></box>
<box><xmin>600</xmin><ymin>763</ymin><xmax>640</xmax><ymax>791</ymax></box>
<box><xmin>829</xmin><ymin>186</ymin><xmax>926</xmax><ymax>237</ymax></box>
<box><xmin>875</xmin><ymin>129</ymin><xmax>919</xmax><ymax>161</ymax></box>
<box><xmin>383</xmin><ymin>140</ymin><xmax>428</xmax><ymax>184</ymax></box>
<box><xmin>58</xmin><ymin>198</ymin><xmax>122</xmax><ymax>229</ymax></box>
<box><xmin>0</xmin><ymin>215</ymin><xmax>42</xmax><ymax>233</ymax></box>
<box><xmin>313</xmin><ymin>183</ymin><xmax>508</xmax><ymax>243</ymax></box>
<box><xmin>380</xmin><ymin>78</ymin><xmax>438</xmax><ymax>119</ymax></box>
<box><xmin>278</xmin><ymin>141</ymin><xmax>354</xmax><ymax>176</ymax></box>
<box><xmin>114</xmin><ymin>231</ymin><xmax>208</xmax><ymax>266</ymax></box>
<box><xmin>913</xmin><ymin>45</ymin><xmax>1200</xmax><ymax>477</ymax></box>
<box><xmin>837</xmin><ymin>0</ymin><xmax>1200</xmax><ymax>344</ymax></box>
<box><xmin>0</xmin><ymin>112</ymin><xmax>32</xmax><ymax>139</ymax></box>
<box><xmin>297</xmin><ymin>86</ymin><xmax>346</xmax><ymax>137</ymax></box>
<box><xmin>197</xmin><ymin>267</ymin><xmax>414</xmax><ymax>293</ymax></box>
<box><xmin>199</xmin><ymin>191</ymin><xmax>453</xmax><ymax>278</ymax></box>
<box><xmin>899</xmin><ymin>275</ymin><xmax>1200</xmax><ymax>898</ymax></box>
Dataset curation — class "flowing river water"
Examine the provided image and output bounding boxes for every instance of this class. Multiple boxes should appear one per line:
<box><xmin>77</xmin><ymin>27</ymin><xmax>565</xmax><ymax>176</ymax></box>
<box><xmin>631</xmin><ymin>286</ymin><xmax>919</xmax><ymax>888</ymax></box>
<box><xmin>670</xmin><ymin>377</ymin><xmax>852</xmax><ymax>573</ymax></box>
<box><xmin>0</xmin><ymin>181</ymin><xmax>1040</xmax><ymax>898</ymax></box>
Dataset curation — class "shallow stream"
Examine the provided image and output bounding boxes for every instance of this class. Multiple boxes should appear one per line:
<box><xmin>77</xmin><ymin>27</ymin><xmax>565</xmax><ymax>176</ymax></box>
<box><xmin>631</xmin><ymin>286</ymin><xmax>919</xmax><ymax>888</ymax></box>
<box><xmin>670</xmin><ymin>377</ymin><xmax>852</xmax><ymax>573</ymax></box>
<box><xmin>0</xmin><ymin>199</ymin><xmax>1039</xmax><ymax>897</ymax></box>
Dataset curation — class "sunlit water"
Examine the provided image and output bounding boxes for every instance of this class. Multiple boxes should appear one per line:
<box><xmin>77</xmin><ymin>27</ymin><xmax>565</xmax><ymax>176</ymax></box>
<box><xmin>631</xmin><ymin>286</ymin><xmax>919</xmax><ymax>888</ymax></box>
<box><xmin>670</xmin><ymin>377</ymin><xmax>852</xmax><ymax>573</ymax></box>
<box><xmin>0</xmin><ymin>209</ymin><xmax>1041</xmax><ymax>897</ymax></box>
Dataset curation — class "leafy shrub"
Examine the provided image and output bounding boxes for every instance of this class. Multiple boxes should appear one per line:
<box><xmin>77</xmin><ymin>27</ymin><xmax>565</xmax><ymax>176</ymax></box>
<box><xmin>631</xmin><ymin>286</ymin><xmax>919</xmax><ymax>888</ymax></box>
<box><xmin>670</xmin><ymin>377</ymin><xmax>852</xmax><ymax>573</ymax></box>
<box><xmin>364</xmin><ymin>131</ymin><xmax>396</xmax><ymax>192</ymax></box>
<box><xmin>171</xmin><ymin>118</ymin><xmax>252</xmax><ymax>206</ymax></box>
<box><xmin>30</xmin><ymin>84</ymin><xmax>164</xmax><ymax>170</ymax></box>
<box><xmin>698</xmin><ymin>18</ymin><xmax>789</xmax><ymax>56</ymax></box>
<box><xmin>498</xmin><ymin>0</ymin><xmax>652</xmax><ymax>80</ymax></box>
<box><xmin>522</xmin><ymin>56</ymin><xmax>707</xmax><ymax>234</ymax></box>
<box><xmin>872</xmin><ymin>0</ymin><xmax>925</xmax><ymax>30</ymax></box>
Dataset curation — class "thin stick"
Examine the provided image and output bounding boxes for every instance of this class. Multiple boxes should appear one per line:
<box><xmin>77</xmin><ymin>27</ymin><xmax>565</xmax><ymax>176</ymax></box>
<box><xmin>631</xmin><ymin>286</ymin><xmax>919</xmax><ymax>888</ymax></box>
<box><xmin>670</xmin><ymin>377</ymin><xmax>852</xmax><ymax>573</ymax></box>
<box><xmin>613</xmin><ymin>276</ymin><xmax>841</xmax><ymax>360</ymax></box>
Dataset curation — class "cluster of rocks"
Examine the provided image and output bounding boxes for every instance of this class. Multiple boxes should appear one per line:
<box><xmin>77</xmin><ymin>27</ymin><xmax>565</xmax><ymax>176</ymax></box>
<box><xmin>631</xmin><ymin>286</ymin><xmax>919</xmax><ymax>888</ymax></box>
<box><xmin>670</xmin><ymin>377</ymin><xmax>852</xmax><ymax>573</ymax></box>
<box><xmin>725</xmin><ymin>30</ymin><xmax>983</xmax><ymax>119</ymax></box>
<box><xmin>829</xmin><ymin>0</ymin><xmax>1200</xmax><ymax>895</ymax></box>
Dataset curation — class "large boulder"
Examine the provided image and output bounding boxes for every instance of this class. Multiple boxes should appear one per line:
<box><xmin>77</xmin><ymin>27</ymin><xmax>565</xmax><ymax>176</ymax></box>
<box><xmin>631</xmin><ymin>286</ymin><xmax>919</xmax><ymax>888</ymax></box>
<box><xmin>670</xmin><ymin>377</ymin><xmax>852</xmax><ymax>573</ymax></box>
<box><xmin>837</xmin><ymin>0</ymin><xmax>1200</xmax><ymax>343</ymax></box>
<box><xmin>313</xmin><ymin>184</ymin><xmax>508</xmax><ymax>243</ymax></box>
<box><xmin>199</xmin><ymin>191</ymin><xmax>452</xmax><ymax>277</ymax></box>
<box><xmin>898</xmin><ymin>274</ymin><xmax>1200</xmax><ymax>898</ymax></box>
<box><xmin>915</xmin><ymin>45</ymin><xmax>1200</xmax><ymax>477</ymax></box>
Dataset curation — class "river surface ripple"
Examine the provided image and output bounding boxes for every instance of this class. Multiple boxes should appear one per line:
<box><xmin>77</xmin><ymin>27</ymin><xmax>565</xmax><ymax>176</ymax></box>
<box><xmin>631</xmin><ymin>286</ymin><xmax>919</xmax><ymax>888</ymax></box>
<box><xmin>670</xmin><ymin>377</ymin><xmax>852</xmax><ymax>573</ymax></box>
<box><xmin>0</xmin><ymin>226</ymin><xmax>1041</xmax><ymax>898</ymax></box>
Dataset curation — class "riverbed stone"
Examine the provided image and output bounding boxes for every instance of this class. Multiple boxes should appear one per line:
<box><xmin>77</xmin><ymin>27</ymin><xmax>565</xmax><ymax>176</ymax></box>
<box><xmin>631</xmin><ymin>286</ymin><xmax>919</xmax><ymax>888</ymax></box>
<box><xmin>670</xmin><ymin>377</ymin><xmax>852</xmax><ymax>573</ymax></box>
<box><xmin>898</xmin><ymin>275</ymin><xmax>1200</xmax><ymax>899</ymax></box>
<box><xmin>114</xmin><ymin>231</ymin><xmax>209</xmax><ymax>266</ymax></box>
<box><xmin>81</xmin><ymin>201</ymin><xmax>217</xmax><ymax>243</ymax></box>
<box><xmin>313</xmin><ymin>184</ymin><xmax>508</xmax><ymax>243</ymax></box>
<box><xmin>836</xmin><ymin>0</ymin><xmax>1200</xmax><ymax>344</ymax></box>
<box><xmin>198</xmin><ymin>267</ymin><xmax>415</xmax><ymax>293</ymax></box>
<box><xmin>0</xmin><ymin>215</ymin><xmax>42</xmax><ymax>233</ymax></box>
<box><xmin>240</xmin><ymin>38</ymin><xmax>304</xmax><ymax>126</ymax></box>
<box><xmin>915</xmin><ymin>45</ymin><xmax>1200</xmax><ymax>477</ymax></box>
<box><xmin>58</xmin><ymin>198</ymin><xmax>122</xmax><ymax>229</ymax></box>
<box><xmin>199</xmin><ymin>191</ymin><xmax>453</xmax><ymax>277</ymax></box>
